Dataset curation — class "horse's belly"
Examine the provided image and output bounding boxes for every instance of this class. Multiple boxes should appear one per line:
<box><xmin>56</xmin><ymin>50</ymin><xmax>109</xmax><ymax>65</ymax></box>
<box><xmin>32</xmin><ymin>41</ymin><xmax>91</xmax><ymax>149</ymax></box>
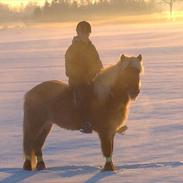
<box><xmin>50</xmin><ymin>106</ymin><xmax>82</xmax><ymax>131</ymax></box>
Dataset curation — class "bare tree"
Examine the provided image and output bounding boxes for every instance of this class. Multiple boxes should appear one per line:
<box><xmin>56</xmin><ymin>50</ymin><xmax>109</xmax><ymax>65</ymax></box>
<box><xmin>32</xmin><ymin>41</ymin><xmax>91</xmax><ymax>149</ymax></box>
<box><xmin>161</xmin><ymin>0</ymin><xmax>175</xmax><ymax>16</ymax></box>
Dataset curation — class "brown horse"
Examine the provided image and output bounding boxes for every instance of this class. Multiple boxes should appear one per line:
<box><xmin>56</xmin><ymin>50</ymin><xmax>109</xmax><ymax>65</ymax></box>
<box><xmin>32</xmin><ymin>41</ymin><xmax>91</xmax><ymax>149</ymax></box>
<box><xmin>23</xmin><ymin>54</ymin><xmax>144</xmax><ymax>171</ymax></box>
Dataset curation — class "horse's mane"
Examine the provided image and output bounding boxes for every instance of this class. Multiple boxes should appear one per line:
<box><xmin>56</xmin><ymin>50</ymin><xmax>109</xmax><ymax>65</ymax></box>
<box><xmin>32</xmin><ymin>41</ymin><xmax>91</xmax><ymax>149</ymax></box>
<box><xmin>94</xmin><ymin>56</ymin><xmax>144</xmax><ymax>102</ymax></box>
<box><xmin>94</xmin><ymin>64</ymin><xmax>119</xmax><ymax>101</ymax></box>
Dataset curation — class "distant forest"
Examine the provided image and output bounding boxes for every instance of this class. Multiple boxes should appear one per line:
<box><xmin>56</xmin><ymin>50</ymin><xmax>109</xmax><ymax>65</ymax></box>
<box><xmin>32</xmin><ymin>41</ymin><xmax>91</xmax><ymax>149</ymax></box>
<box><xmin>32</xmin><ymin>0</ymin><xmax>158</xmax><ymax>21</ymax></box>
<box><xmin>0</xmin><ymin>0</ymin><xmax>182</xmax><ymax>22</ymax></box>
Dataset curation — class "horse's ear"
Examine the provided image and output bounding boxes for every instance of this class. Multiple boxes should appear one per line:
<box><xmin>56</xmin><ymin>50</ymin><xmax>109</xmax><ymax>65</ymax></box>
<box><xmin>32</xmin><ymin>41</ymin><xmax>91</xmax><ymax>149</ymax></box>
<box><xmin>120</xmin><ymin>54</ymin><xmax>125</xmax><ymax>61</ymax></box>
<box><xmin>137</xmin><ymin>54</ymin><xmax>142</xmax><ymax>62</ymax></box>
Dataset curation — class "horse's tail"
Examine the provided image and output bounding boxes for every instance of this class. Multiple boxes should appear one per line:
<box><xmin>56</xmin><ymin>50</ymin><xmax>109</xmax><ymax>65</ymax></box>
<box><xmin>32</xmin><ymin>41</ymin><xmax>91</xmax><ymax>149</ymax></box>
<box><xmin>23</xmin><ymin>92</ymin><xmax>37</xmax><ymax>170</ymax></box>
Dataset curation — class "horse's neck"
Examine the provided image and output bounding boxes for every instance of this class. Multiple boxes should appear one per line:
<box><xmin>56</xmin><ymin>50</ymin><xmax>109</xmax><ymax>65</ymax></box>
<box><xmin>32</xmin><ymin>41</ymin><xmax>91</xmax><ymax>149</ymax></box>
<box><xmin>94</xmin><ymin>63</ymin><xmax>130</xmax><ymax>110</ymax></box>
<box><xmin>94</xmin><ymin>82</ymin><xmax>129</xmax><ymax>113</ymax></box>
<box><xmin>94</xmin><ymin>65</ymin><xmax>119</xmax><ymax>102</ymax></box>
<box><xmin>109</xmin><ymin>86</ymin><xmax>129</xmax><ymax>107</ymax></box>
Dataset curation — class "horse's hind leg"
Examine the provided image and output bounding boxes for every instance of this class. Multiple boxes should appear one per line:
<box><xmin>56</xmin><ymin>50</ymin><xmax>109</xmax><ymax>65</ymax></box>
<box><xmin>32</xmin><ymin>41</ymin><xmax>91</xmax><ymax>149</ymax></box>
<box><xmin>23</xmin><ymin>117</ymin><xmax>38</xmax><ymax>171</ymax></box>
<box><xmin>34</xmin><ymin>122</ymin><xmax>52</xmax><ymax>170</ymax></box>
<box><xmin>99</xmin><ymin>131</ymin><xmax>116</xmax><ymax>171</ymax></box>
<box><xmin>23</xmin><ymin>130</ymin><xmax>34</xmax><ymax>171</ymax></box>
<box><xmin>23</xmin><ymin>108</ymin><xmax>48</xmax><ymax>171</ymax></box>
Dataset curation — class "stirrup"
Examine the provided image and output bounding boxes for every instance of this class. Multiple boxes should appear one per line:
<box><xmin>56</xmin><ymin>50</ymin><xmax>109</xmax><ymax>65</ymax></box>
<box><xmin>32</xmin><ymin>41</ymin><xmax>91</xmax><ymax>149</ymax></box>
<box><xmin>80</xmin><ymin>122</ymin><xmax>92</xmax><ymax>134</ymax></box>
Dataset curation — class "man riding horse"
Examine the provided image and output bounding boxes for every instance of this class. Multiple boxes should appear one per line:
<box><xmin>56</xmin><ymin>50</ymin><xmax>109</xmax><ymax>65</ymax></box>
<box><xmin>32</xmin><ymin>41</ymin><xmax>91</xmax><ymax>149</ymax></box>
<box><xmin>65</xmin><ymin>21</ymin><xmax>103</xmax><ymax>133</ymax></box>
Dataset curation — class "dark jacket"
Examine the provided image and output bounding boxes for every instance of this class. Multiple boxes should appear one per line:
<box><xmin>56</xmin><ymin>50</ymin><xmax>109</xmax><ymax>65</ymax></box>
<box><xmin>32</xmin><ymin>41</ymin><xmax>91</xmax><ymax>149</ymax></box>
<box><xmin>65</xmin><ymin>36</ymin><xmax>103</xmax><ymax>86</ymax></box>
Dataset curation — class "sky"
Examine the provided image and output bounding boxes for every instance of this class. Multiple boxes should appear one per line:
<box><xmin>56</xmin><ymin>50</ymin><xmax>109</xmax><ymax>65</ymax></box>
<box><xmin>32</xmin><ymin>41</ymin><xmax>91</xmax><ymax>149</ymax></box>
<box><xmin>0</xmin><ymin>0</ymin><xmax>98</xmax><ymax>7</ymax></box>
<box><xmin>0</xmin><ymin>0</ymin><xmax>52</xmax><ymax>8</ymax></box>
<box><xmin>0</xmin><ymin>0</ymin><xmax>100</xmax><ymax>9</ymax></box>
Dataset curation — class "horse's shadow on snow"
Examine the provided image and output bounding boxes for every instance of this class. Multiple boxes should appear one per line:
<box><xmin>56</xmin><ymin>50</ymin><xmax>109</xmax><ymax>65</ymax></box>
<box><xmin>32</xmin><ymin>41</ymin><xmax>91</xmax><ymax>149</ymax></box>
<box><xmin>84</xmin><ymin>161</ymin><xmax>183</xmax><ymax>183</ymax></box>
<box><xmin>0</xmin><ymin>161</ymin><xmax>183</xmax><ymax>183</ymax></box>
<box><xmin>0</xmin><ymin>168</ymin><xmax>36</xmax><ymax>183</ymax></box>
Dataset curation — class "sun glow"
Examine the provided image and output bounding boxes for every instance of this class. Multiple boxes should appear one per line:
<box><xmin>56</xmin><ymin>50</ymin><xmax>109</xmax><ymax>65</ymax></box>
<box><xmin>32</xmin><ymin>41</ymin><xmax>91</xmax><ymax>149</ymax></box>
<box><xmin>171</xmin><ymin>11</ymin><xmax>183</xmax><ymax>21</ymax></box>
<box><xmin>0</xmin><ymin>0</ymin><xmax>51</xmax><ymax>9</ymax></box>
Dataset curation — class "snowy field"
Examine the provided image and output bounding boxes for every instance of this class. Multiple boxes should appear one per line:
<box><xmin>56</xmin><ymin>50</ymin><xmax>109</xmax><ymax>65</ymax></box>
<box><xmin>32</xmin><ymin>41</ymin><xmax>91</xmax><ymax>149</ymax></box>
<box><xmin>0</xmin><ymin>21</ymin><xmax>183</xmax><ymax>183</ymax></box>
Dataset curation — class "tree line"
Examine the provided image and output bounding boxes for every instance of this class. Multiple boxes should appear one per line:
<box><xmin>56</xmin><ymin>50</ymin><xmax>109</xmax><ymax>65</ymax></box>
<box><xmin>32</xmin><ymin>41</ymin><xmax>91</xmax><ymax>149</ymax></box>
<box><xmin>32</xmin><ymin>0</ymin><xmax>158</xmax><ymax>21</ymax></box>
<box><xmin>0</xmin><ymin>0</ymin><xmax>182</xmax><ymax>23</ymax></box>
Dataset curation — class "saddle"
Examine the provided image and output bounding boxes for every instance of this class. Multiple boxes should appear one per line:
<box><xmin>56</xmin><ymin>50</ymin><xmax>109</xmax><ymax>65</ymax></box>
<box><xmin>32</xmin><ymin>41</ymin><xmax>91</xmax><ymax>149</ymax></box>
<box><xmin>70</xmin><ymin>82</ymin><xmax>94</xmax><ymax>107</ymax></box>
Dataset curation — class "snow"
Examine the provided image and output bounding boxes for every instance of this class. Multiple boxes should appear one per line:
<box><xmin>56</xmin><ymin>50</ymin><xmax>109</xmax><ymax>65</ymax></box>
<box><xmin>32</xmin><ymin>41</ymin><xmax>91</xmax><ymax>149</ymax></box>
<box><xmin>0</xmin><ymin>21</ymin><xmax>183</xmax><ymax>182</ymax></box>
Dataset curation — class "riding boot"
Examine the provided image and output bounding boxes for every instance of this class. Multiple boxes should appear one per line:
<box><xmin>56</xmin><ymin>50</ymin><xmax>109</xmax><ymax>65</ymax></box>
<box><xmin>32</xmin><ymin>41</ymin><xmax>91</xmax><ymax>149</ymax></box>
<box><xmin>80</xmin><ymin>121</ymin><xmax>92</xmax><ymax>133</ymax></box>
<box><xmin>72</xmin><ymin>83</ymin><xmax>93</xmax><ymax>134</ymax></box>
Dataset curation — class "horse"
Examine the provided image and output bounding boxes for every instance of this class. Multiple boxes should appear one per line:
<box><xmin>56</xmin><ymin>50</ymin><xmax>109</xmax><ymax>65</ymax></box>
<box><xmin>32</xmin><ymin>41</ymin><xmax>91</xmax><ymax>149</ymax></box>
<box><xmin>23</xmin><ymin>54</ymin><xmax>144</xmax><ymax>171</ymax></box>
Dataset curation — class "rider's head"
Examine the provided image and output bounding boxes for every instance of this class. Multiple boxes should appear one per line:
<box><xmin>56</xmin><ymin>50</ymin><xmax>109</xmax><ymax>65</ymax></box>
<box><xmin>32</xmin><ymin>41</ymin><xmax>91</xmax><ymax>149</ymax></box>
<box><xmin>76</xmin><ymin>21</ymin><xmax>91</xmax><ymax>39</ymax></box>
<box><xmin>76</xmin><ymin>21</ymin><xmax>91</xmax><ymax>34</ymax></box>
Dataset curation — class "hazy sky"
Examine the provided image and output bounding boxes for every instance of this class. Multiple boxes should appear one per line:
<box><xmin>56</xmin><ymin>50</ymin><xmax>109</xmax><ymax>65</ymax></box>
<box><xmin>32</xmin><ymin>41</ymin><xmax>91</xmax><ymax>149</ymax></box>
<box><xmin>0</xmin><ymin>0</ymin><xmax>52</xmax><ymax>8</ymax></box>
<box><xmin>0</xmin><ymin>0</ymin><xmax>99</xmax><ymax>7</ymax></box>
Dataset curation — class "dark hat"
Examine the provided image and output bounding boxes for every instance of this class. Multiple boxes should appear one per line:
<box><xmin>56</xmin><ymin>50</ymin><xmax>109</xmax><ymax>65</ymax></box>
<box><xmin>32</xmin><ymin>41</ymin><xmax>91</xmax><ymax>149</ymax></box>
<box><xmin>76</xmin><ymin>21</ymin><xmax>91</xmax><ymax>34</ymax></box>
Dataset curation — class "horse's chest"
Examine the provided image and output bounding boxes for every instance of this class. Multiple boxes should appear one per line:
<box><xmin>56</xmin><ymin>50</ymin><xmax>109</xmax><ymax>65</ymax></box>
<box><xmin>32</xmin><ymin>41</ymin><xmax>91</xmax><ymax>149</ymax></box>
<box><xmin>101</xmin><ymin>103</ymin><xmax>125</xmax><ymax>124</ymax></box>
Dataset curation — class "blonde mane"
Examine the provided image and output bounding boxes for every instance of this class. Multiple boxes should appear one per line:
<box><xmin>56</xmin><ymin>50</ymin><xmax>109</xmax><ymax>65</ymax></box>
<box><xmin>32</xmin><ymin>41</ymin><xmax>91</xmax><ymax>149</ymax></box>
<box><xmin>94</xmin><ymin>64</ymin><xmax>120</xmax><ymax>101</ymax></box>
<box><xmin>122</xmin><ymin>57</ymin><xmax>144</xmax><ymax>74</ymax></box>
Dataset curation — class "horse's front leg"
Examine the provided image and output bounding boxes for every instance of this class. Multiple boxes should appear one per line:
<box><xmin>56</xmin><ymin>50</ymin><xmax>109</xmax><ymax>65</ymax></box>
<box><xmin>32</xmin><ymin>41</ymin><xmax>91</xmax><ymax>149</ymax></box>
<box><xmin>99</xmin><ymin>131</ymin><xmax>116</xmax><ymax>171</ymax></box>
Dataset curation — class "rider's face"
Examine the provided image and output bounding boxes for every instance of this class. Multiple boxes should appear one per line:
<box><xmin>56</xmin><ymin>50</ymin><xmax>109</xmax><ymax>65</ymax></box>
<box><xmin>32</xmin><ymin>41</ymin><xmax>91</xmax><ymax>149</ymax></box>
<box><xmin>78</xmin><ymin>32</ymin><xmax>91</xmax><ymax>41</ymax></box>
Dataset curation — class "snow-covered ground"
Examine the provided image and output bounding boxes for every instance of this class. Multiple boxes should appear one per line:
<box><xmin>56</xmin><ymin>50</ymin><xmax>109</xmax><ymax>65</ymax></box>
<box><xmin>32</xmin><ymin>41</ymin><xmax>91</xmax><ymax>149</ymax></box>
<box><xmin>0</xmin><ymin>21</ymin><xmax>183</xmax><ymax>183</ymax></box>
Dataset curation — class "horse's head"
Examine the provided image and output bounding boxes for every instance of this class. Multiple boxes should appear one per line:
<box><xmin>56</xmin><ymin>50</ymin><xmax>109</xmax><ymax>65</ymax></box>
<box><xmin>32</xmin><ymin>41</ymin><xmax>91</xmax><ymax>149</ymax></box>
<box><xmin>118</xmin><ymin>54</ymin><xmax>143</xmax><ymax>100</ymax></box>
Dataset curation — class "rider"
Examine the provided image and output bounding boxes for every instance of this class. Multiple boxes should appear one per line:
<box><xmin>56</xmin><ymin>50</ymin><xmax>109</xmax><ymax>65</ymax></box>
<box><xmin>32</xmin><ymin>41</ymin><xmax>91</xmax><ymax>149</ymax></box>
<box><xmin>65</xmin><ymin>21</ymin><xmax>103</xmax><ymax>133</ymax></box>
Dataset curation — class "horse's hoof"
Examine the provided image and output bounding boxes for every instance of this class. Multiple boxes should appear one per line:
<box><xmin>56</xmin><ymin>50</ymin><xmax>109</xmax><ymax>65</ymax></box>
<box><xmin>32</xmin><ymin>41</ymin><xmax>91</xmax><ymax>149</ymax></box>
<box><xmin>103</xmin><ymin>162</ymin><xmax>116</xmax><ymax>171</ymax></box>
<box><xmin>36</xmin><ymin>161</ymin><xmax>46</xmax><ymax>170</ymax></box>
<box><xmin>23</xmin><ymin>160</ymin><xmax>32</xmax><ymax>171</ymax></box>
